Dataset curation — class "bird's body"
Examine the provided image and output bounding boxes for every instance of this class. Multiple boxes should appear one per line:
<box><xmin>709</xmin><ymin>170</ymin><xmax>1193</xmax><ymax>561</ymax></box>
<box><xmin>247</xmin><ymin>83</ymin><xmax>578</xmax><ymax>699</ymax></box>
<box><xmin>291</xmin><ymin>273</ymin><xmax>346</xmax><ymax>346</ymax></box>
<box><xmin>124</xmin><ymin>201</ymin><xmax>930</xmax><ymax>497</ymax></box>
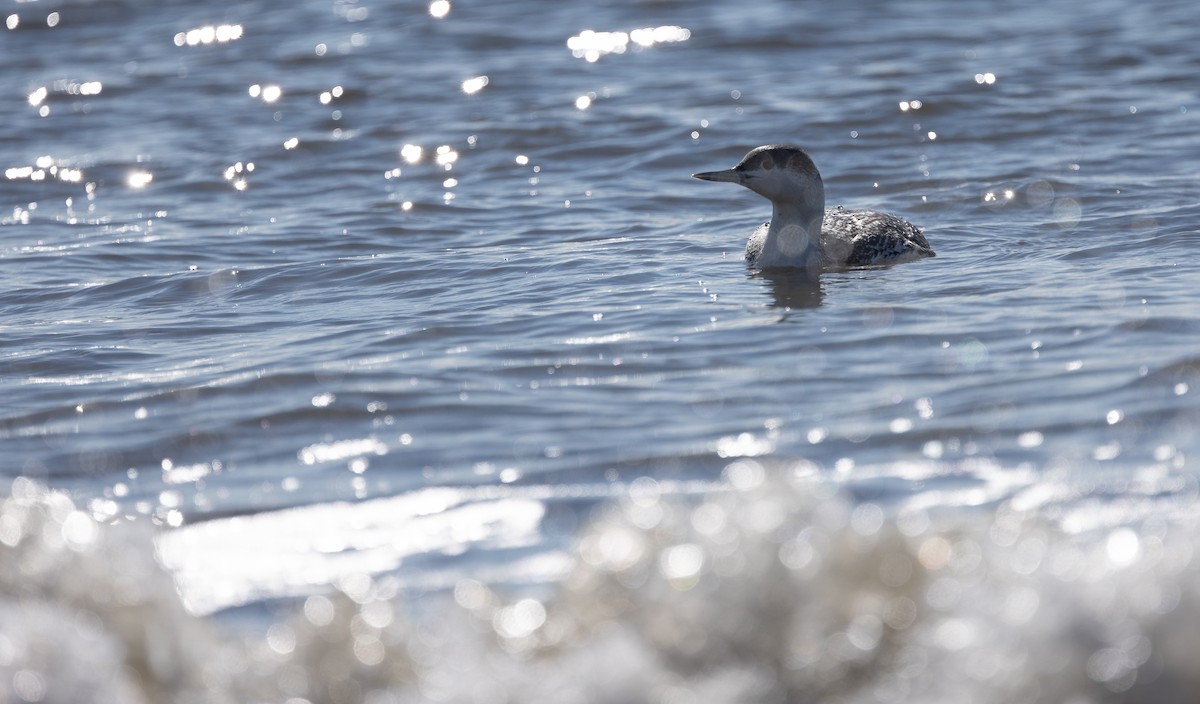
<box><xmin>693</xmin><ymin>145</ymin><xmax>934</xmax><ymax>271</ymax></box>
<box><xmin>744</xmin><ymin>207</ymin><xmax>931</xmax><ymax>267</ymax></box>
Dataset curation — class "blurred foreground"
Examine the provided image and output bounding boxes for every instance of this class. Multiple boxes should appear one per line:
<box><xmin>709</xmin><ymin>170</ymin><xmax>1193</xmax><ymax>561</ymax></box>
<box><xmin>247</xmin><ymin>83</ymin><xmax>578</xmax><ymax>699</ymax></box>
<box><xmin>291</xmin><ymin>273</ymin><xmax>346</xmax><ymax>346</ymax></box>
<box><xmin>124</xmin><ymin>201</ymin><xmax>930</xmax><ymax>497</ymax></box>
<box><xmin>4</xmin><ymin>468</ymin><xmax>1200</xmax><ymax>703</ymax></box>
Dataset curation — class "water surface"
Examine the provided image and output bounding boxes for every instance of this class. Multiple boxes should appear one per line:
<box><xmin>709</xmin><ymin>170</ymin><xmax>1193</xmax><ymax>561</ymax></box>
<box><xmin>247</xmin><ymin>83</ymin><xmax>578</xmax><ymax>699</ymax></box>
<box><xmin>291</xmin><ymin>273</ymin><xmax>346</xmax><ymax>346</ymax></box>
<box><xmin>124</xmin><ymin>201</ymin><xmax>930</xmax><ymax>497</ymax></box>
<box><xmin>3</xmin><ymin>0</ymin><xmax>1200</xmax><ymax>699</ymax></box>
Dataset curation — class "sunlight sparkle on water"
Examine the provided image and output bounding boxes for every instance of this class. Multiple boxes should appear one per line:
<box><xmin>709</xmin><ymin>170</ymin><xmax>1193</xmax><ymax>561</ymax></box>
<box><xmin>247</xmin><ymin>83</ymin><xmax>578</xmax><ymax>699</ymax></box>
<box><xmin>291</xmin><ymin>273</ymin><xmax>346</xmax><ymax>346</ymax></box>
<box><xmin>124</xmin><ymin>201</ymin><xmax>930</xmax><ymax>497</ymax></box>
<box><xmin>6</xmin><ymin>159</ymin><xmax>83</xmax><ymax>184</ymax></box>
<box><xmin>633</xmin><ymin>26</ymin><xmax>690</xmax><ymax>46</ymax></box>
<box><xmin>27</xmin><ymin>81</ymin><xmax>101</xmax><ymax>111</ymax></box>
<box><xmin>435</xmin><ymin>145</ymin><xmax>458</xmax><ymax>167</ymax></box>
<box><xmin>493</xmin><ymin>598</ymin><xmax>547</xmax><ymax>640</ymax></box>
<box><xmin>249</xmin><ymin>84</ymin><xmax>283</xmax><ymax>103</ymax></box>
<box><xmin>298</xmin><ymin>438</ymin><xmax>388</xmax><ymax>465</ymax></box>
<box><xmin>162</xmin><ymin>461</ymin><xmax>216</xmax><ymax>485</ymax></box>
<box><xmin>1017</xmin><ymin>431</ymin><xmax>1044</xmax><ymax>448</ymax></box>
<box><xmin>174</xmin><ymin>24</ymin><xmax>243</xmax><ymax>47</ymax></box>
<box><xmin>567</xmin><ymin>26</ymin><xmax>690</xmax><ymax>62</ymax></box>
<box><xmin>461</xmin><ymin>75</ymin><xmax>489</xmax><ymax>95</ymax></box>
<box><xmin>223</xmin><ymin>161</ymin><xmax>254</xmax><ymax>190</ymax></box>
<box><xmin>567</xmin><ymin>30</ymin><xmax>628</xmax><ymax>62</ymax></box>
<box><xmin>660</xmin><ymin>543</ymin><xmax>704</xmax><ymax>584</ymax></box>
<box><xmin>319</xmin><ymin>86</ymin><xmax>344</xmax><ymax>104</ymax></box>
<box><xmin>400</xmin><ymin>144</ymin><xmax>423</xmax><ymax>164</ymax></box>
<box><xmin>429</xmin><ymin>0</ymin><xmax>450</xmax><ymax>19</ymax></box>
<box><xmin>127</xmin><ymin>171</ymin><xmax>153</xmax><ymax>189</ymax></box>
<box><xmin>716</xmin><ymin>433</ymin><xmax>773</xmax><ymax>458</ymax></box>
<box><xmin>1106</xmin><ymin>528</ymin><xmax>1140</xmax><ymax>567</ymax></box>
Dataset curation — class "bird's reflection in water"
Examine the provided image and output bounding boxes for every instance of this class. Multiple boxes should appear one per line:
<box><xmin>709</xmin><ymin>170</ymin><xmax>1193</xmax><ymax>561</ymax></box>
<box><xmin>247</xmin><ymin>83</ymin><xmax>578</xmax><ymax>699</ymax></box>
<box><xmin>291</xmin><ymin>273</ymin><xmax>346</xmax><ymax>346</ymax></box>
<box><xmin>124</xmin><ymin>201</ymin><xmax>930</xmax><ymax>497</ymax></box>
<box><xmin>755</xmin><ymin>270</ymin><xmax>825</xmax><ymax>309</ymax></box>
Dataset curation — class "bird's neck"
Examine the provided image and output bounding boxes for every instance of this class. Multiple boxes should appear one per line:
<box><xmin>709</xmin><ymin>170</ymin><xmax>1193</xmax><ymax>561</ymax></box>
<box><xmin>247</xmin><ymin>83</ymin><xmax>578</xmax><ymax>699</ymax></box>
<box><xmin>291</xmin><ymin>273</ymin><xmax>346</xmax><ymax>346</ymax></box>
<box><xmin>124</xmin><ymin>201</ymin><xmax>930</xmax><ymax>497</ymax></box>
<box><xmin>759</xmin><ymin>200</ymin><xmax>824</xmax><ymax>270</ymax></box>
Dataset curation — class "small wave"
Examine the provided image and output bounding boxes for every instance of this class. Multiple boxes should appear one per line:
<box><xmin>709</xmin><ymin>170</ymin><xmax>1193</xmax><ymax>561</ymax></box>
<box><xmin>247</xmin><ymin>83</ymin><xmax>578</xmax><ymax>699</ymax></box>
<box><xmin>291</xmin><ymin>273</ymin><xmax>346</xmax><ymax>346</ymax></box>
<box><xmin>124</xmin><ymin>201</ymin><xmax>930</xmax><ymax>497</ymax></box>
<box><xmin>7</xmin><ymin>470</ymin><xmax>1200</xmax><ymax>703</ymax></box>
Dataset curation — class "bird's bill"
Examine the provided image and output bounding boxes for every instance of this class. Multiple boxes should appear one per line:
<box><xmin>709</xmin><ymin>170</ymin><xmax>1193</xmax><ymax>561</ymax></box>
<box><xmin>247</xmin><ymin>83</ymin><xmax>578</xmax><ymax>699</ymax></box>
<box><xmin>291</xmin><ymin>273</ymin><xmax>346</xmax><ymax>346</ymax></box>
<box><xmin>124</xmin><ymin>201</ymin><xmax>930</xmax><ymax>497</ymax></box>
<box><xmin>692</xmin><ymin>168</ymin><xmax>742</xmax><ymax>183</ymax></box>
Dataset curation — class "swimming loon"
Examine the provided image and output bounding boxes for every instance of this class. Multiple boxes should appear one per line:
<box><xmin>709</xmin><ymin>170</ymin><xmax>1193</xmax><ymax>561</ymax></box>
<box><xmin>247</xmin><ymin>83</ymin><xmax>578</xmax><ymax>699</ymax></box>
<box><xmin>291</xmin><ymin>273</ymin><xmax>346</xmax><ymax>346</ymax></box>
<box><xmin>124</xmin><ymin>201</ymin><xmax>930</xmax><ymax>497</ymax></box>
<box><xmin>693</xmin><ymin>145</ymin><xmax>934</xmax><ymax>271</ymax></box>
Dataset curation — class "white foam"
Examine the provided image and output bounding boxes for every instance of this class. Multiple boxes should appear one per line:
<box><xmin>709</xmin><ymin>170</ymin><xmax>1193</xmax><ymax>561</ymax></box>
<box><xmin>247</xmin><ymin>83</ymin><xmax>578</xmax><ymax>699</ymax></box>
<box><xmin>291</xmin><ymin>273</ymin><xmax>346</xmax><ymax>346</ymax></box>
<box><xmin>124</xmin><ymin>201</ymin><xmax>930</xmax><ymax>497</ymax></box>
<box><xmin>7</xmin><ymin>471</ymin><xmax>1200</xmax><ymax>702</ymax></box>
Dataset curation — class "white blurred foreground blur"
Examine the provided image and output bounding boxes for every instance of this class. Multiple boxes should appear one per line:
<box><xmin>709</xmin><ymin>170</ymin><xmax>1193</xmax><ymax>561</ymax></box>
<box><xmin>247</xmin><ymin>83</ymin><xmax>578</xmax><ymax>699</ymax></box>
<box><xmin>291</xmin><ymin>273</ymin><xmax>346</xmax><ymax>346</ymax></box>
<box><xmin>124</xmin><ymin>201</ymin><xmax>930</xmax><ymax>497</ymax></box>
<box><xmin>4</xmin><ymin>471</ymin><xmax>1200</xmax><ymax>703</ymax></box>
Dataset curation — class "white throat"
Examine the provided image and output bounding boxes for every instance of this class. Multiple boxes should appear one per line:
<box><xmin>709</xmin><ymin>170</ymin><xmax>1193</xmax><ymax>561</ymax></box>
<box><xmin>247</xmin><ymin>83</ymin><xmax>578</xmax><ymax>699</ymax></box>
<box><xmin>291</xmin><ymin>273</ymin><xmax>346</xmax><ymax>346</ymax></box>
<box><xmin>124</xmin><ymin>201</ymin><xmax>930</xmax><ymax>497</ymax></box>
<box><xmin>756</xmin><ymin>194</ymin><xmax>824</xmax><ymax>270</ymax></box>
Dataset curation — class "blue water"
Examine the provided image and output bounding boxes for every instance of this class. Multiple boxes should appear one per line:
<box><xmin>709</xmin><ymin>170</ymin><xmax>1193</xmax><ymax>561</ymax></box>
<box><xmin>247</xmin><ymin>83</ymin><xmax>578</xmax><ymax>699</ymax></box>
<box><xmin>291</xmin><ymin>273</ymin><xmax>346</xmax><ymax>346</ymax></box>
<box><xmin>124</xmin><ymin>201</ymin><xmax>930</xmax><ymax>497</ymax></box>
<box><xmin>3</xmin><ymin>0</ymin><xmax>1200</xmax><ymax>700</ymax></box>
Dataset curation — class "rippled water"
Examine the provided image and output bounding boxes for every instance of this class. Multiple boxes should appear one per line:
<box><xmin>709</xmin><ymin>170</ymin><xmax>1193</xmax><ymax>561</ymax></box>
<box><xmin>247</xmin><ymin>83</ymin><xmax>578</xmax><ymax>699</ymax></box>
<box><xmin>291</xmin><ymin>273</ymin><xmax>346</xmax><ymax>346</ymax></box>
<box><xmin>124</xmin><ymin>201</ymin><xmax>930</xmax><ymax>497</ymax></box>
<box><xmin>3</xmin><ymin>0</ymin><xmax>1200</xmax><ymax>699</ymax></box>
